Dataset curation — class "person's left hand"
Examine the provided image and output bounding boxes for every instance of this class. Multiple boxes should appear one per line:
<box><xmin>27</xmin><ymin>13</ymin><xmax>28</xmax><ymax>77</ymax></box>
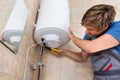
<box><xmin>68</xmin><ymin>26</ymin><xmax>75</xmax><ymax>40</ymax></box>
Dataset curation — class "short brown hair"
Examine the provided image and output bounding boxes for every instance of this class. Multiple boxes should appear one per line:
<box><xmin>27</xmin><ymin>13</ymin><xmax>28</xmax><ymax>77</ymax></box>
<box><xmin>81</xmin><ymin>4</ymin><xmax>116</xmax><ymax>30</ymax></box>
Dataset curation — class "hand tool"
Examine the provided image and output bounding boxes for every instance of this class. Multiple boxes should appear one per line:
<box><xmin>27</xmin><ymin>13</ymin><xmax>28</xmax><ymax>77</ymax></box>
<box><xmin>44</xmin><ymin>46</ymin><xmax>58</xmax><ymax>55</ymax></box>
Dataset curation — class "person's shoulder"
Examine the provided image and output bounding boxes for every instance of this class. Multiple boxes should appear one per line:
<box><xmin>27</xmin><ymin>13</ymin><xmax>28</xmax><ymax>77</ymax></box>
<box><xmin>109</xmin><ymin>21</ymin><xmax>120</xmax><ymax>28</ymax></box>
<box><xmin>111</xmin><ymin>20</ymin><xmax>120</xmax><ymax>25</ymax></box>
<box><xmin>106</xmin><ymin>21</ymin><xmax>120</xmax><ymax>41</ymax></box>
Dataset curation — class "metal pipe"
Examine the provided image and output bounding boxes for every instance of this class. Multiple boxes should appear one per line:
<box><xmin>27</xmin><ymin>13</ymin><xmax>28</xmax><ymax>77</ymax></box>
<box><xmin>23</xmin><ymin>41</ymin><xmax>40</xmax><ymax>80</ymax></box>
<box><xmin>38</xmin><ymin>45</ymin><xmax>44</xmax><ymax>80</ymax></box>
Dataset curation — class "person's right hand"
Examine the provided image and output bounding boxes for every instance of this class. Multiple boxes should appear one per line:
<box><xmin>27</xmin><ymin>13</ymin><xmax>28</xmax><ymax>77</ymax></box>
<box><xmin>51</xmin><ymin>48</ymin><xmax>66</xmax><ymax>56</ymax></box>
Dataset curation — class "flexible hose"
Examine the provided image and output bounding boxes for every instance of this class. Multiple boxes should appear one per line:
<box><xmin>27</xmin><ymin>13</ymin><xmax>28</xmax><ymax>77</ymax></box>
<box><xmin>23</xmin><ymin>41</ymin><xmax>41</xmax><ymax>80</ymax></box>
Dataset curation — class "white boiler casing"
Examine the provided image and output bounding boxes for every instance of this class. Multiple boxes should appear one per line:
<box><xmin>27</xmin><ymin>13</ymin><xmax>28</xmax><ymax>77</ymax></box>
<box><xmin>2</xmin><ymin>0</ymin><xmax>28</xmax><ymax>47</ymax></box>
<box><xmin>34</xmin><ymin>0</ymin><xmax>70</xmax><ymax>48</ymax></box>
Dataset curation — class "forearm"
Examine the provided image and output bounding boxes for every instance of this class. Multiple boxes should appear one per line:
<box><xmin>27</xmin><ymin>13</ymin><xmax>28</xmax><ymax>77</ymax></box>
<box><xmin>71</xmin><ymin>36</ymin><xmax>94</xmax><ymax>53</ymax></box>
<box><xmin>71</xmin><ymin>34</ymin><xmax>120</xmax><ymax>53</ymax></box>
<box><xmin>68</xmin><ymin>27</ymin><xmax>94</xmax><ymax>53</ymax></box>
<box><xmin>62</xmin><ymin>49</ymin><xmax>88</xmax><ymax>62</ymax></box>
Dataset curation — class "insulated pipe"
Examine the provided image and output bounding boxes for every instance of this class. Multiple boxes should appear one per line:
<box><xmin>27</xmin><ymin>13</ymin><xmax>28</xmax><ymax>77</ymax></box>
<box><xmin>34</xmin><ymin>0</ymin><xmax>70</xmax><ymax>48</ymax></box>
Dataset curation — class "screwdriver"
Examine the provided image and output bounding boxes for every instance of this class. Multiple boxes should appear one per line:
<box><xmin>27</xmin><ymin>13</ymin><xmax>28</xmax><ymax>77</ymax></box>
<box><xmin>44</xmin><ymin>46</ymin><xmax>58</xmax><ymax>55</ymax></box>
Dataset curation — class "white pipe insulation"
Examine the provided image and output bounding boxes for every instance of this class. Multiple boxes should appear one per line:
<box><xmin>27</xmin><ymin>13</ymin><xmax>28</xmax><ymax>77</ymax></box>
<box><xmin>34</xmin><ymin>0</ymin><xmax>70</xmax><ymax>48</ymax></box>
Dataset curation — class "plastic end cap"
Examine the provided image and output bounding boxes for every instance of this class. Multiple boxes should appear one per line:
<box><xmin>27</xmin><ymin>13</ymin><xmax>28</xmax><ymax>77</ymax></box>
<box><xmin>10</xmin><ymin>36</ymin><xmax>21</xmax><ymax>47</ymax></box>
<box><xmin>43</xmin><ymin>34</ymin><xmax>61</xmax><ymax>48</ymax></box>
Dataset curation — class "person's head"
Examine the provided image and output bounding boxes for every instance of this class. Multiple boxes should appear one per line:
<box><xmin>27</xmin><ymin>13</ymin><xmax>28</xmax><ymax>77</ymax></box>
<box><xmin>81</xmin><ymin>4</ymin><xmax>116</xmax><ymax>37</ymax></box>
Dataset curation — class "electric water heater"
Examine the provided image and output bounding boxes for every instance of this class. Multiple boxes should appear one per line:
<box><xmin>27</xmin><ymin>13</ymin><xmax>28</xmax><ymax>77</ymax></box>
<box><xmin>2</xmin><ymin>0</ymin><xmax>28</xmax><ymax>47</ymax></box>
<box><xmin>34</xmin><ymin>0</ymin><xmax>70</xmax><ymax>48</ymax></box>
